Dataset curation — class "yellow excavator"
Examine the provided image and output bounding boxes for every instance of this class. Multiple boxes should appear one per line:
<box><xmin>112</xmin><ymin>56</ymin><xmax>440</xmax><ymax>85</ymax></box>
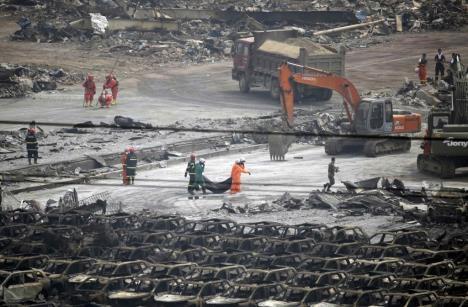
<box><xmin>268</xmin><ymin>62</ymin><xmax>422</xmax><ymax>158</ymax></box>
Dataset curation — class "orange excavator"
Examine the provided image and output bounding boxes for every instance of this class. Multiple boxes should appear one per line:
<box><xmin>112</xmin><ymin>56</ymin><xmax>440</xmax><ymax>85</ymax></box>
<box><xmin>278</xmin><ymin>62</ymin><xmax>422</xmax><ymax>156</ymax></box>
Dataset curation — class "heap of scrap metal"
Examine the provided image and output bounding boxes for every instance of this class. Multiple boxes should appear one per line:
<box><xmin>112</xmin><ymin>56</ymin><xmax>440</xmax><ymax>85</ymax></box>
<box><xmin>0</xmin><ymin>203</ymin><xmax>467</xmax><ymax>305</ymax></box>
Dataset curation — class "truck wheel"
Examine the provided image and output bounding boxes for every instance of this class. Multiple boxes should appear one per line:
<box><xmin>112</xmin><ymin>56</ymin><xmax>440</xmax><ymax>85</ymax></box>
<box><xmin>417</xmin><ymin>154</ymin><xmax>425</xmax><ymax>172</ymax></box>
<box><xmin>440</xmin><ymin>159</ymin><xmax>455</xmax><ymax>179</ymax></box>
<box><xmin>270</xmin><ymin>78</ymin><xmax>280</xmax><ymax>101</ymax></box>
<box><xmin>325</xmin><ymin>138</ymin><xmax>342</xmax><ymax>155</ymax></box>
<box><xmin>316</xmin><ymin>88</ymin><xmax>333</xmax><ymax>101</ymax></box>
<box><xmin>239</xmin><ymin>75</ymin><xmax>250</xmax><ymax>93</ymax></box>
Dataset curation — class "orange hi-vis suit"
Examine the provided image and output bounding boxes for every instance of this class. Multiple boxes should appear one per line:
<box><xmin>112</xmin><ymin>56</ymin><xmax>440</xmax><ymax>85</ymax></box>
<box><xmin>83</xmin><ymin>75</ymin><xmax>96</xmax><ymax>104</ymax></box>
<box><xmin>120</xmin><ymin>151</ymin><xmax>128</xmax><ymax>185</ymax></box>
<box><xmin>103</xmin><ymin>75</ymin><xmax>119</xmax><ymax>103</ymax></box>
<box><xmin>230</xmin><ymin>163</ymin><xmax>249</xmax><ymax>194</ymax></box>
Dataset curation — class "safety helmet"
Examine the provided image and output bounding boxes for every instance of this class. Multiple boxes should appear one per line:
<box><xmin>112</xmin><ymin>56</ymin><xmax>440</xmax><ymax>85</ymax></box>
<box><xmin>235</xmin><ymin>159</ymin><xmax>240</xmax><ymax>164</ymax></box>
<box><xmin>199</xmin><ymin>158</ymin><xmax>205</xmax><ymax>164</ymax></box>
<box><xmin>239</xmin><ymin>157</ymin><xmax>246</xmax><ymax>163</ymax></box>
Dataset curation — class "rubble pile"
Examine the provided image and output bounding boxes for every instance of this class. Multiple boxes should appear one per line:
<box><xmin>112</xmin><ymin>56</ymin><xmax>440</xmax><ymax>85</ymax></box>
<box><xmin>213</xmin><ymin>178</ymin><xmax>468</xmax><ymax>226</ymax></box>
<box><xmin>393</xmin><ymin>77</ymin><xmax>454</xmax><ymax>109</ymax></box>
<box><xmin>4</xmin><ymin>0</ymin><xmax>467</xmax><ymax>65</ymax></box>
<box><xmin>104</xmin><ymin>20</ymin><xmax>234</xmax><ymax>63</ymax></box>
<box><xmin>190</xmin><ymin>110</ymin><xmax>343</xmax><ymax>145</ymax></box>
<box><xmin>0</xmin><ymin>202</ymin><xmax>466</xmax><ymax>305</ymax></box>
<box><xmin>0</xmin><ymin>63</ymin><xmax>83</xmax><ymax>98</ymax></box>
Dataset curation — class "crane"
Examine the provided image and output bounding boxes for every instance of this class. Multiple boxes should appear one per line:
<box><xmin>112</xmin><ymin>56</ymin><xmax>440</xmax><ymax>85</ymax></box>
<box><xmin>277</xmin><ymin>62</ymin><xmax>422</xmax><ymax>157</ymax></box>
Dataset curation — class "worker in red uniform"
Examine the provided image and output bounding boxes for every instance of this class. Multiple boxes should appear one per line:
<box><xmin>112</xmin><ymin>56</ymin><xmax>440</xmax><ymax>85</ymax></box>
<box><xmin>120</xmin><ymin>148</ymin><xmax>129</xmax><ymax>185</ymax></box>
<box><xmin>82</xmin><ymin>74</ymin><xmax>96</xmax><ymax>107</ymax></box>
<box><xmin>230</xmin><ymin>158</ymin><xmax>251</xmax><ymax>194</ymax></box>
<box><xmin>418</xmin><ymin>53</ymin><xmax>428</xmax><ymax>85</ymax></box>
<box><xmin>103</xmin><ymin>74</ymin><xmax>119</xmax><ymax>105</ymax></box>
<box><xmin>98</xmin><ymin>90</ymin><xmax>112</xmax><ymax>108</ymax></box>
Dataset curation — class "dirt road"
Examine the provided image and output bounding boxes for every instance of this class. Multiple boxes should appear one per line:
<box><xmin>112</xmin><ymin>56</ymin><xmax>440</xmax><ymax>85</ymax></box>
<box><xmin>1</xmin><ymin>14</ymin><xmax>467</xmax><ymax>129</ymax></box>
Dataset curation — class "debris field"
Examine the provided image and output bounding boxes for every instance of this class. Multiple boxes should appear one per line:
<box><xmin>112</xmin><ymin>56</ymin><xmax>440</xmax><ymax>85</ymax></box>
<box><xmin>0</xmin><ymin>0</ymin><xmax>468</xmax><ymax>306</ymax></box>
<box><xmin>0</xmin><ymin>187</ymin><xmax>467</xmax><ymax>306</ymax></box>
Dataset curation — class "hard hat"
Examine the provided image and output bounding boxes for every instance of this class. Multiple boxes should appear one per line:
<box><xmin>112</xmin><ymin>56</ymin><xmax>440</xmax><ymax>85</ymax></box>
<box><xmin>239</xmin><ymin>157</ymin><xmax>246</xmax><ymax>163</ymax></box>
<box><xmin>235</xmin><ymin>159</ymin><xmax>240</xmax><ymax>164</ymax></box>
<box><xmin>199</xmin><ymin>158</ymin><xmax>205</xmax><ymax>164</ymax></box>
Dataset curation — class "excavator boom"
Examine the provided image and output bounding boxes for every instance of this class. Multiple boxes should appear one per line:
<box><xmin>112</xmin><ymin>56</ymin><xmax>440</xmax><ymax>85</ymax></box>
<box><xmin>279</xmin><ymin>62</ymin><xmax>361</xmax><ymax>127</ymax></box>
<box><xmin>275</xmin><ymin>61</ymin><xmax>421</xmax><ymax>157</ymax></box>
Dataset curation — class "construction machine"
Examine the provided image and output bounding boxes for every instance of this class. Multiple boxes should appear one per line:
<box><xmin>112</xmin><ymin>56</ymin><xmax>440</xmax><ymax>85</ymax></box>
<box><xmin>269</xmin><ymin>62</ymin><xmax>422</xmax><ymax>158</ymax></box>
<box><xmin>417</xmin><ymin>57</ymin><xmax>468</xmax><ymax>178</ymax></box>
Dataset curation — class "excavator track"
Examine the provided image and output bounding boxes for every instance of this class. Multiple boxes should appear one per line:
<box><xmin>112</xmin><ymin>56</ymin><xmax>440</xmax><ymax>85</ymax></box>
<box><xmin>417</xmin><ymin>154</ymin><xmax>456</xmax><ymax>178</ymax></box>
<box><xmin>363</xmin><ymin>137</ymin><xmax>411</xmax><ymax>157</ymax></box>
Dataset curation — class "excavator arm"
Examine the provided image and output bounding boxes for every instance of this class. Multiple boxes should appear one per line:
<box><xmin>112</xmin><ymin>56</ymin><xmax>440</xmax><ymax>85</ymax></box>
<box><xmin>279</xmin><ymin>62</ymin><xmax>361</xmax><ymax>127</ymax></box>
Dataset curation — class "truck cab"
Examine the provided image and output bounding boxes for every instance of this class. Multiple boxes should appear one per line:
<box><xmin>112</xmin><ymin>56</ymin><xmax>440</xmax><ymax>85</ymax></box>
<box><xmin>232</xmin><ymin>37</ymin><xmax>254</xmax><ymax>93</ymax></box>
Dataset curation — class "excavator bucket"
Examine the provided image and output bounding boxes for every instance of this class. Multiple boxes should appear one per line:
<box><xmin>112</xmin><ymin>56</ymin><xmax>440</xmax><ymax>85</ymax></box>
<box><xmin>268</xmin><ymin>133</ymin><xmax>296</xmax><ymax>161</ymax></box>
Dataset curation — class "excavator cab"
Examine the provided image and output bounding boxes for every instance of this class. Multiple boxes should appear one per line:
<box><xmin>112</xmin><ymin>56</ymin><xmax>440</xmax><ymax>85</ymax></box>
<box><xmin>354</xmin><ymin>99</ymin><xmax>394</xmax><ymax>135</ymax></box>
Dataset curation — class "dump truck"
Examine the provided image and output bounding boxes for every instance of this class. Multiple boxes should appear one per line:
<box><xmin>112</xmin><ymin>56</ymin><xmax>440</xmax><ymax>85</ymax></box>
<box><xmin>417</xmin><ymin>58</ymin><xmax>468</xmax><ymax>178</ymax></box>
<box><xmin>232</xmin><ymin>29</ymin><xmax>345</xmax><ymax>101</ymax></box>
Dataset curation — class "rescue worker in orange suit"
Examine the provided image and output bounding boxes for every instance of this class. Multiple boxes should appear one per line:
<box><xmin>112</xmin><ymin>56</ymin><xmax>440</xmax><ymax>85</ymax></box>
<box><xmin>125</xmin><ymin>147</ymin><xmax>137</xmax><ymax>185</ymax></box>
<box><xmin>103</xmin><ymin>74</ymin><xmax>119</xmax><ymax>105</ymax></box>
<box><xmin>418</xmin><ymin>53</ymin><xmax>428</xmax><ymax>85</ymax></box>
<box><xmin>82</xmin><ymin>74</ymin><xmax>96</xmax><ymax>107</ymax></box>
<box><xmin>98</xmin><ymin>90</ymin><xmax>112</xmax><ymax>108</ymax></box>
<box><xmin>230</xmin><ymin>157</ymin><xmax>251</xmax><ymax>194</ymax></box>
<box><xmin>120</xmin><ymin>148</ymin><xmax>129</xmax><ymax>185</ymax></box>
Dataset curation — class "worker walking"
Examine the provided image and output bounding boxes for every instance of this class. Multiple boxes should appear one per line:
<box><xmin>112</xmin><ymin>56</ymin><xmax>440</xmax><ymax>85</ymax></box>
<box><xmin>82</xmin><ymin>74</ymin><xmax>96</xmax><ymax>107</ymax></box>
<box><xmin>103</xmin><ymin>74</ymin><xmax>119</xmax><ymax>105</ymax></box>
<box><xmin>230</xmin><ymin>158</ymin><xmax>251</xmax><ymax>194</ymax></box>
<box><xmin>323</xmin><ymin>157</ymin><xmax>339</xmax><ymax>192</ymax></box>
<box><xmin>25</xmin><ymin>128</ymin><xmax>38</xmax><ymax>165</ymax></box>
<box><xmin>434</xmin><ymin>49</ymin><xmax>446</xmax><ymax>82</ymax></box>
<box><xmin>418</xmin><ymin>53</ymin><xmax>428</xmax><ymax>85</ymax></box>
<box><xmin>185</xmin><ymin>153</ymin><xmax>196</xmax><ymax>195</ymax></box>
<box><xmin>194</xmin><ymin>158</ymin><xmax>206</xmax><ymax>195</ymax></box>
<box><xmin>125</xmin><ymin>147</ymin><xmax>137</xmax><ymax>185</ymax></box>
<box><xmin>120</xmin><ymin>148</ymin><xmax>129</xmax><ymax>185</ymax></box>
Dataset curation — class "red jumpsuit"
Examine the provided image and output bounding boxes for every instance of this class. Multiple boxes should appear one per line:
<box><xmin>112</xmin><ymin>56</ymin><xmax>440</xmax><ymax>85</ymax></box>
<box><xmin>82</xmin><ymin>76</ymin><xmax>96</xmax><ymax>105</ymax></box>
<box><xmin>120</xmin><ymin>151</ymin><xmax>128</xmax><ymax>184</ymax></box>
<box><xmin>103</xmin><ymin>76</ymin><xmax>119</xmax><ymax>103</ymax></box>
<box><xmin>98</xmin><ymin>92</ymin><xmax>113</xmax><ymax>108</ymax></box>
<box><xmin>230</xmin><ymin>163</ymin><xmax>249</xmax><ymax>194</ymax></box>
<box><xmin>418</xmin><ymin>58</ymin><xmax>427</xmax><ymax>85</ymax></box>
